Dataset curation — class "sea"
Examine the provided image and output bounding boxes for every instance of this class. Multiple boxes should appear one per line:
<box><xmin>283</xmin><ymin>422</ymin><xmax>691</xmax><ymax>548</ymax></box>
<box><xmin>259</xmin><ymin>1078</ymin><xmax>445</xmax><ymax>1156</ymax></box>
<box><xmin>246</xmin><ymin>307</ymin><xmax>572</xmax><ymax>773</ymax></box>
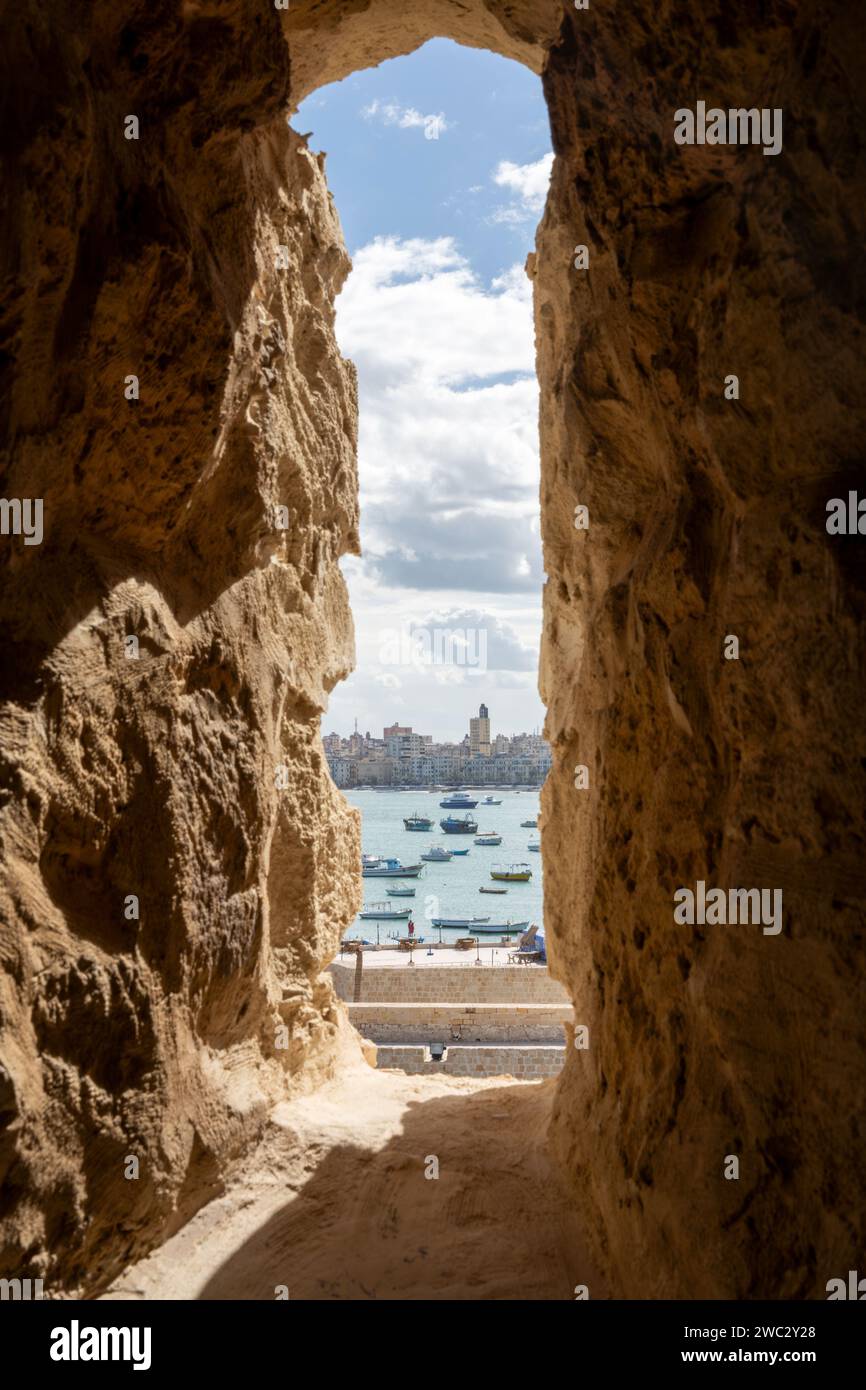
<box><xmin>342</xmin><ymin>787</ymin><xmax>543</xmax><ymax>945</ymax></box>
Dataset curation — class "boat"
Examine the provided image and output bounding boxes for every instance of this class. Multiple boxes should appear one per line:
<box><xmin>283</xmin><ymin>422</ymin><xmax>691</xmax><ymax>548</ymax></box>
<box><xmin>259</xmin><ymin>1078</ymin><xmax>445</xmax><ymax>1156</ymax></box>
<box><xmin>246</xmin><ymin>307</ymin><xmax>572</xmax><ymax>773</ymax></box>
<box><xmin>440</xmin><ymin>814</ymin><xmax>478</xmax><ymax>834</ymax></box>
<box><xmin>439</xmin><ymin>791</ymin><xmax>479</xmax><ymax>809</ymax></box>
<box><xmin>362</xmin><ymin>857</ymin><xmax>423</xmax><ymax>878</ymax></box>
<box><xmin>359</xmin><ymin>903</ymin><xmax>411</xmax><ymax>920</ymax></box>
<box><xmin>490</xmin><ymin>863</ymin><xmax>532</xmax><ymax>882</ymax></box>
<box><xmin>468</xmin><ymin>920</ymin><xmax>530</xmax><ymax>935</ymax></box>
<box><xmin>449</xmin><ymin>847</ymin><xmax>470</xmax><ymax>855</ymax></box>
<box><xmin>430</xmin><ymin>915</ymin><xmax>491</xmax><ymax>927</ymax></box>
<box><xmin>479</xmin><ymin>886</ymin><xmax>507</xmax><ymax>894</ymax></box>
<box><xmin>520</xmin><ymin>819</ymin><xmax>538</xmax><ymax>828</ymax></box>
<box><xmin>403</xmin><ymin>812</ymin><xmax>434</xmax><ymax>831</ymax></box>
<box><xmin>421</xmin><ymin>846</ymin><xmax>453</xmax><ymax>862</ymax></box>
<box><xmin>527</xmin><ymin>840</ymin><xmax>541</xmax><ymax>852</ymax></box>
<box><xmin>481</xmin><ymin>795</ymin><xmax>502</xmax><ymax>805</ymax></box>
<box><xmin>387</xmin><ymin>883</ymin><xmax>416</xmax><ymax>897</ymax></box>
<box><xmin>474</xmin><ymin>832</ymin><xmax>502</xmax><ymax>846</ymax></box>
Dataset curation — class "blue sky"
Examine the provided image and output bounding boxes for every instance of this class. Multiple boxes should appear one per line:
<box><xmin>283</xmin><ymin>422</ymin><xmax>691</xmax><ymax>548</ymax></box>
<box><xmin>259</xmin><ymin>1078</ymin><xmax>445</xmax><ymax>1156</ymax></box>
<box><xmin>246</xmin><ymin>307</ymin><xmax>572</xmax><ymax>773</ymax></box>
<box><xmin>295</xmin><ymin>41</ymin><xmax>552</xmax><ymax>742</ymax></box>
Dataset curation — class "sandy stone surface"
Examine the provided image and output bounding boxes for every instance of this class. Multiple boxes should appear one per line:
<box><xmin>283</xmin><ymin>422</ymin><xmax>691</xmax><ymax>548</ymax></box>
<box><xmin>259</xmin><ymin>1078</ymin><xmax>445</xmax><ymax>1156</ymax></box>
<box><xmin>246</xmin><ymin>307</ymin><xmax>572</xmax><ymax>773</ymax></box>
<box><xmin>102</xmin><ymin>1066</ymin><xmax>601</xmax><ymax>1301</ymax></box>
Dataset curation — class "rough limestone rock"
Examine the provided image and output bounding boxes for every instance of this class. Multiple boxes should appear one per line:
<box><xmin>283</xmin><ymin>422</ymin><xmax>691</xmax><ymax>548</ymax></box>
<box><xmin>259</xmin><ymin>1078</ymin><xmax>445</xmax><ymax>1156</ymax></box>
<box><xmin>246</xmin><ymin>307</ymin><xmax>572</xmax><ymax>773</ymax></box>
<box><xmin>1</xmin><ymin>0</ymin><xmax>864</xmax><ymax>1298</ymax></box>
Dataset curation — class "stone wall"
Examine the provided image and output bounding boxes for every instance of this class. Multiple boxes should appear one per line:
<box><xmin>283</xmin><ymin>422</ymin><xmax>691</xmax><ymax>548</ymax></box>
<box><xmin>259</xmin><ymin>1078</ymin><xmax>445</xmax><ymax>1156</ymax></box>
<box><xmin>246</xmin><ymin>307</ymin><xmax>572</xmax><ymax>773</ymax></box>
<box><xmin>329</xmin><ymin>961</ymin><xmax>569</xmax><ymax>1004</ymax></box>
<box><xmin>348</xmin><ymin>1002</ymin><xmax>571</xmax><ymax>1045</ymax></box>
<box><xmin>376</xmin><ymin>1045</ymin><xmax>566</xmax><ymax>1080</ymax></box>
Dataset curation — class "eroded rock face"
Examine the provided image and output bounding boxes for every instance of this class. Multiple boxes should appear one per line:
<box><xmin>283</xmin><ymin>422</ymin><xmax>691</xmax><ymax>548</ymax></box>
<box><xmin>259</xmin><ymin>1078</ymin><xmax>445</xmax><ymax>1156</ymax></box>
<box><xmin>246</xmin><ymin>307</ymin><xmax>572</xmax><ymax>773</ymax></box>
<box><xmin>0</xmin><ymin>2</ymin><xmax>361</xmax><ymax>1292</ymax></box>
<box><xmin>1</xmin><ymin>0</ymin><xmax>864</xmax><ymax>1298</ymax></box>
<box><xmin>537</xmin><ymin>4</ymin><xmax>866</xmax><ymax>1298</ymax></box>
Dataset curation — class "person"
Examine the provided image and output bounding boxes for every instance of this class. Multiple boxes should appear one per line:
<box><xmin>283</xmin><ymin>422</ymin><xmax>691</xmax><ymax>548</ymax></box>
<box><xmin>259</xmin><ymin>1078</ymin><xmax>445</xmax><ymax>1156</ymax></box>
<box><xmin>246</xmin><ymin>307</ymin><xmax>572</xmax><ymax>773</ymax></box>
<box><xmin>407</xmin><ymin>918</ymin><xmax>415</xmax><ymax>936</ymax></box>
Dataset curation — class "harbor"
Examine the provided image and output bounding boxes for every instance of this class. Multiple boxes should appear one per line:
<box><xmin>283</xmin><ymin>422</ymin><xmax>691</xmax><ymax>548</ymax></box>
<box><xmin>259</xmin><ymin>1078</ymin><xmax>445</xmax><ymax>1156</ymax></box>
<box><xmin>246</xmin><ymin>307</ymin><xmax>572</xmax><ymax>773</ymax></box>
<box><xmin>344</xmin><ymin>786</ymin><xmax>543</xmax><ymax>946</ymax></box>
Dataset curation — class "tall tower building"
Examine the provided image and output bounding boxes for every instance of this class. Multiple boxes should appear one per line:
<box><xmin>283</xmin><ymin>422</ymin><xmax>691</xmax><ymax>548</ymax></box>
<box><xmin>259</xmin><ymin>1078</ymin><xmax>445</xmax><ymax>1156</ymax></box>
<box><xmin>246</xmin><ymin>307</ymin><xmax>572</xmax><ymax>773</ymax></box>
<box><xmin>469</xmin><ymin>702</ymin><xmax>491</xmax><ymax>757</ymax></box>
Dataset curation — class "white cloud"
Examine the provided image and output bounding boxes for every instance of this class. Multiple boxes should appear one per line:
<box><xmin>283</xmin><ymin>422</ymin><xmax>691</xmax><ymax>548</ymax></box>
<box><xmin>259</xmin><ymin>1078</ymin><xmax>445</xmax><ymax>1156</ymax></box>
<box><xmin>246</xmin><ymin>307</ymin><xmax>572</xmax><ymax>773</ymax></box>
<box><xmin>490</xmin><ymin>152</ymin><xmax>553</xmax><ymax>225</ymax></box>
<box><xmin>331</xmin><ymin>234</ymin><xmax>544</xmax><ymax>738</ymax></box>
<box><xmin>362</xmin><ymin>98</ymin><xmax>451</xmax><ymax>141</ymax></box>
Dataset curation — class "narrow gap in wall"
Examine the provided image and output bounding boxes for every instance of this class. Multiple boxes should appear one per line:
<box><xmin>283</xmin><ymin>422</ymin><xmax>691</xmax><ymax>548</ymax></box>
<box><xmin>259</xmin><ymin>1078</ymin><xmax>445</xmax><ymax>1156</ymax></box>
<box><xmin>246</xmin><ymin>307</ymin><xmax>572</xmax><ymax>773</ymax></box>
<box><xmin>296</xmin><ymin>40</ymin><xmax>562</xmax><ymax>1083</ymax></box>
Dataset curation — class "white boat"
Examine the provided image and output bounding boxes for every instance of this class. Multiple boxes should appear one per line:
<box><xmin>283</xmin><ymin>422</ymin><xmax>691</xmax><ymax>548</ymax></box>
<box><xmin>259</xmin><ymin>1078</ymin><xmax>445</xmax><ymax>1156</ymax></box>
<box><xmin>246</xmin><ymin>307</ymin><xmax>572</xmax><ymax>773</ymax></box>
<box><xmin>474</xmin><ymin>832</ymin><xmax>502</xmax><ymax>846</ymax></box>
<box><xmin>467</xmin><ymin>920</ymin><xmax>529</xmax><ymax>935</ymax></box>
<box><xmin>520</xmin><ymin>819</ymin><xmax>538</xmax><ymax>829</ymax></box>
<box><xmin>387</xmin><ymin>882</ymin><xmax>416</xmax><ymax>897</ymax></box>
<box><xmin>359</xmin><ymin>903</ymin><xmax>411</xmax><ymax>920</ymax></box>
<box><xmin>421</xmin><ymin>846</ymin><xmax>453</xmax><ymax>862</ymax></box>
<box><xmin>362</xmin><ymin>857</ymin><xmax>423</xmax><ymax>878</ymax></box>
<box><xmin>479</xmin><ymin>886</ymin><xmax>507</xmax><ymax>895</ymax></box>
<box><xmin>439</xmin><ymin>790</ymin><xmax>479</xmax><ymax>809</ymax></box>
<box><xmin>429</xmin><ymin>915</ymin><xmax>491</xmax><ymax>927</ymax></box>
<box><xmin>481</xmin><ymin>795</ymin><xmax>502</xmax><ymax>805</ymax></box>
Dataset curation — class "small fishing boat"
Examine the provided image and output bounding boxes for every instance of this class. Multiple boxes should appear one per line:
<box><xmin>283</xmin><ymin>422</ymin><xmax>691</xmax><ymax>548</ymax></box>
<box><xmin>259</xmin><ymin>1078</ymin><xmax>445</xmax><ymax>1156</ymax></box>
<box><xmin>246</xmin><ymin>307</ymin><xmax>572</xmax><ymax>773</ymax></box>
<box><xmin>403</xmin><ymin>812</ymin><xmax>434</xmax><ymax>831</ymax></box>
<box><xmin>440</xmin><ymin>814</ymin><xmax>478</xmax><ymax>834</ymax></box>
<box><xmin>490</xmin><ymin>863</ymin><xmax>532</xmax><ymax>882</ymax></box>
<box><xmin>430</xmin><ymin>915</ymin><xmax>491</xmax><ymax>927</ymax></box>
<box><xmin>421</xmin><ymin>846</ymin><xmax>453</xmax><ymax>862</ymax></box>
<box><xmin>481</xmin><ymin>795</ymin><xmax>502</xmax><ymax>805</ymax></box>
<box><xmin>362</xmin><ymin>857</ymin><xmax>423</xmax><ymax>878</ymax></box>
<box><xmin>469</xmin><ymin>920</ymin><xmax>529</xmax><ymax>934</ymax></box>
<box><xmin>449</xmin><ymin>847</ymin><xmax>470</xmax><ymax>855</ymax></box>
<box><xmin>359</xmin><ymin>903</ymin><xmax>411</xmax><ymax>920</ymax></box>
<box><xmin>439</xmin><ymin>791</ymin><xmax>479</xmax><ymax>809</ymax></box>
<box><xmin>527</xmin><ymin>840</ymin><xmax>541</xmax><ymax>852</ymax></box>
<box><xmin>387</xmin><ymin>883</ymin><xmax>416</xmax><ymax>897</ymax></box>
<box><xmin>479</xmin><ymin>886</ymin><xmax>507</xmax><ymax>894</ymax></box>
<box><xmin>474</xmin><ymin>832</ymin><xmax>502</xmax><ymax>846</ymax></box>
<box><xmin>520</xmin><ymin>819</ymin><xmax>538</xmax><ymax>829</ymax></box>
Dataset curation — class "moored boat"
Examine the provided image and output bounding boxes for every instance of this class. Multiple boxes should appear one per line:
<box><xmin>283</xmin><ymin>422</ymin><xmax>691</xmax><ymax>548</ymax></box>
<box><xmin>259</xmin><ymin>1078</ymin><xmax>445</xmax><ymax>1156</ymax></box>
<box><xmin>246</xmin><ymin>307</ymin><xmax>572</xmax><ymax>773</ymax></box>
<box><xmin>440</xmin><ymin>813</ymin><xmax>478</xmax><ymax>834</ymax></box>
<box><xmin>469</xmin><ymin>920</ymin><xmax>530</xmax><ymax>934</ymax></box>
<box><xmin>449</xmin><ymin>847</ymin><xmax>470</xmax><ymax>855</ymax></box>
<box><xmin>479</xmin><ymin>886</ymin><xmax>508</xmax><ymax>894</ymax></box>
<box><xmin>403</xmin><ymin>812</ymin><xmax>434</xmax><ymax>831</ymax></box>
<box><xmin>439</xmin><ymin>791</ymin><xmax>479</xmax><ymax>809</ymax></box>
<box><xmin>474</xmin><ymin>831</ymin><xmax>502</xmax><ymax>845</ymax></box>
<box><xmin>359</xmin><ymin>903</ymin><xmax>411</xmax><ymax>920</ymax></box>
<box><xmin>387</xmin><ymin>882</ymin><xmax>416</xmax><ymax>896</ymax></box>
<box><xmin>520</xmin><ymin>819</ymin><xmax>538</xmax><ymax>828</ymax></box>
<box><xmin>527</xmin><ymin>840</ymin><xmax>541</xmax><ymax>852</ymax></box>
<box><xmin>429</xmin><ymin>915</ymin><xmax>491</xmax><ymax>927</ymax></box>
<box><xmin>490</xmin><ymin>863</ymin><xmax>532</xmax><ymax>882</ymax></box>
<box><xmin>481</xmin><ymin>795</ymin><xmax>502</xmax><ymax>805</ymax></box>
<box><xmin>421</xmin><ymin>846</ymin><xmax>453</xmax><ymax>862</ymax></box>
<box><xmin>362</xmin><ymin>857</ymin><xmax>423</xmax><ymax>878</ymax></box>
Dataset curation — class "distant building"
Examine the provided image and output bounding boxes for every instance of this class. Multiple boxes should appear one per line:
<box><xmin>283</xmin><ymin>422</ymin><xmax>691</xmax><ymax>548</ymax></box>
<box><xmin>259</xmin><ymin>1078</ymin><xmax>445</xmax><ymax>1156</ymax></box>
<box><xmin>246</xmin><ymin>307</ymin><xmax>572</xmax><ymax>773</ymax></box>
<box><xmin>469</xmin><ymin>702</ymin><xmax>491</xmax><ymax>757</ymax></box>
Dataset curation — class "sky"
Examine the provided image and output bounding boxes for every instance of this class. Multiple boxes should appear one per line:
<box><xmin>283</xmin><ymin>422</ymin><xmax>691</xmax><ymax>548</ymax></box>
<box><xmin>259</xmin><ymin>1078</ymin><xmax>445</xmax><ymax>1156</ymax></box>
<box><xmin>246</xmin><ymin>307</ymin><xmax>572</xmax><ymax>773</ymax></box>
<box><xmin>295</xmin><ymin>40</ymin><xmax>552</xmax><ymax>743</ymax></box>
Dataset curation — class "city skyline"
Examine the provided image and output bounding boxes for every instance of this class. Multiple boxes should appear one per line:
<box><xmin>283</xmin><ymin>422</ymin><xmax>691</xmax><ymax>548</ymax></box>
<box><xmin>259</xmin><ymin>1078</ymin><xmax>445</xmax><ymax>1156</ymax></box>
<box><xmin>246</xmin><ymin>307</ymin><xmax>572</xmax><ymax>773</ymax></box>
<box><xmin>323</xmin><ymin>701</ymin><xmax>551</xmax><ymax>788</ymax></box>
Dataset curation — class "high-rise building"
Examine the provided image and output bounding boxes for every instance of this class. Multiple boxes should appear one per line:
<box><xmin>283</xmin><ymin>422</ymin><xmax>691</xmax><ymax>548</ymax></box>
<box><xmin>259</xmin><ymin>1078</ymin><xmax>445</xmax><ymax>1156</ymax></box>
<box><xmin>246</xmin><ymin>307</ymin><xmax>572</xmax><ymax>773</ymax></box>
<box><xmin>469</xmin><ymin>702</ymin><xmax>491</xmax><ymax>757</ymax></box>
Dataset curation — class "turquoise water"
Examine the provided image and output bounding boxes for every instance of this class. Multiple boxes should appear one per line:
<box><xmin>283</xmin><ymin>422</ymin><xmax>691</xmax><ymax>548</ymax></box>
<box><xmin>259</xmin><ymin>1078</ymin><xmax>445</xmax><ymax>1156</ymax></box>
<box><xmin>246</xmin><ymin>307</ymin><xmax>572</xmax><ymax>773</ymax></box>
<box><xmin>343</xmin><ymin>788</ymin><xmax>543</xmax><ymax>944</ymax></box>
